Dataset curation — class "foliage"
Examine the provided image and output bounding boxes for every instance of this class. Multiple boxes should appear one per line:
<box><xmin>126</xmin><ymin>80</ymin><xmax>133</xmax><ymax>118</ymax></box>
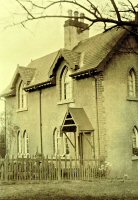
<box><xmin>98</xmin><ymin>161</ymin><xmax>112</xmax><ymax>177</ymax></box>
<box><xmin>0</xmin><ymin>110</ymin><xmax>19</xmax><ymax>155</ymax></box>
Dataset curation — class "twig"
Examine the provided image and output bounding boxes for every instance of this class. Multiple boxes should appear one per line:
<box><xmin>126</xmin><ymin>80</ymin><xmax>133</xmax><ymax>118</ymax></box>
<box><xmin>110</xmin><ymin>0</ymin><xmax>121</xmax><ymax>21</ymax></box>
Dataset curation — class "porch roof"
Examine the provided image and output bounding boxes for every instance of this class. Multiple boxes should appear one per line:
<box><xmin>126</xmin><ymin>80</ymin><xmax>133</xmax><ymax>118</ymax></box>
<box><xmin>62</xmin><ymin>108</ymin><xmax>94</xmax><ymax>132</ymax></box>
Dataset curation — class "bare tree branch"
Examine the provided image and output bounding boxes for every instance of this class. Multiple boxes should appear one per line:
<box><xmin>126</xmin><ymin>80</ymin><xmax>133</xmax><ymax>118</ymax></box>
<box><xmin>24</xmin><ymin>0</ymin><xmax>97</xmax><ymax>17</ymax></box>
<box><xmin>13</xmin><ymin>0</ymin><xmax>138</xmax><ymax>33</ymax></box>
<box><xmin>104</xmin><ymin>24</ymin><xmax>118</xmax><ymax>32</ymax></box>
<box><xmin>127</xmin><ymin>0</ymin><xmax>136</xmax><ymax>13</ymax></box>
<box><xmin>15</xmin><ymin>0</ymin><xmax>35</xmax><ymax>19</ymax></box>
<box><xmin>110</xmin><ymin>0</ymin><xmax>121</xmax><ymax>21</ymax></box>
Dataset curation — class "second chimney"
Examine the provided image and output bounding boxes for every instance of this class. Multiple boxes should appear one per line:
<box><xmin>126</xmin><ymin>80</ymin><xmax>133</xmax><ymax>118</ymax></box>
<box><xmin>64</xmin><ymin>10</ymin><xmax>89</xmax><ymax>50</ymax></box>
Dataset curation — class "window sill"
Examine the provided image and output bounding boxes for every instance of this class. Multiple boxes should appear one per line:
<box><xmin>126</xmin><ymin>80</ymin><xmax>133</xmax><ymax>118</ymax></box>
<box><xmin>126</xmin><ymin>97</ymin><xmax>138</xmax><ymax>102</ymax></box>
<box><xmin>57</xmin><ymin>99</ymin><xmax>75</xmax><ymax>105</ymax></box>
<box><xmin>16</xmin><ymin>107</ymin><xmax>28</xmax><ymax>112</ymax></box>
<box><xmin>132</xmin><ymin>155</ymin><xmax>138</xmax><ymax>161</ymax></box>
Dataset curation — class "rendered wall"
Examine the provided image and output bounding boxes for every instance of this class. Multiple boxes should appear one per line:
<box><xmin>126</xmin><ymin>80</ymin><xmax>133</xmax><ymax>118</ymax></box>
<box><xmin>104</xmin><ymin>51</ymin><xmax>138</xmax><ymax>178</ymax></box>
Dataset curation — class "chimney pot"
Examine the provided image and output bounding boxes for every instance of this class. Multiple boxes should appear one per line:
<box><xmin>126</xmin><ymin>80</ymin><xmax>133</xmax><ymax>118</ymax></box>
<box><xmin>68</xmin><ymin>9</ymin><xmax>73</xmax><ymax>17</ymax></box>
<box><xmin>80</xmin><ymin>13</ymin><xmax>85</xmax><ymax>23</ymax></box>
<box><xmin>74</xmin><ymin>11</ymin><xmax>79</xmax><ymax>21</ymax></box>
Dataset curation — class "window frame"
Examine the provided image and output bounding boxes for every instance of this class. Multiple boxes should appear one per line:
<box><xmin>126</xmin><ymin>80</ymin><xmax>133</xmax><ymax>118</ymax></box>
<box><xmin>53</xmin><ymin>128</ymin><xmax>62</xmax><ymax>156</ymax></box>
<box><xmin>128</xmin><ymin>68</ymin><xmax>136</xmax><ymax>98</ymax></box>
<box><xmin>58</xmin><ymin>65</ymin><xmax>74</xmax><ymax>104</ymax></box>
<box><xmin>17</xmin><ymin>130</ymin><xmax>22</xmax><ymax>155</ymax></box>
<box><xmin>18</xmin><ymin>80</ymin><xmax>28</xmax><ymax>111</ymax></box>
<box><xmin>132</xmin><ymin>126</ymin><xmax>138</xmax><ymax>157</ymax></box>
<box><xmin>23</xmin><ymin>130</ymin><xmax>29</xmax><ymax>155</ymax></box>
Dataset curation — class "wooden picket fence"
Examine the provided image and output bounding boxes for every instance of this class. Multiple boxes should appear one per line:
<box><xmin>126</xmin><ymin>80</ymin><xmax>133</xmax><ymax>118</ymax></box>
<box><xmin>0</xmin><ymin>155</ymin><xmax>108</xmax><ymax>181</ymax></box>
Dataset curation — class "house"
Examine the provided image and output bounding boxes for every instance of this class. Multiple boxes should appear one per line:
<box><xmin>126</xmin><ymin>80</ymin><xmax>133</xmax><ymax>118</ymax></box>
<box><xmin>1</xmin><ymin>10</ymin><xmax>138</xmax><ymax>178</ymax></box>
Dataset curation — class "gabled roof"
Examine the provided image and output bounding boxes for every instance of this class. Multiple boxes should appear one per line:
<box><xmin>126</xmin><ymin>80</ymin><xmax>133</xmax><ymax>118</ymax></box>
<box><xmin>48</xmin><ymin>49</ymin><xmax>80</xmax><ymax>78</ymax></box>
<box><xmin>1</xmin><ymin>66</ymin><xmax>35</xmax><ymax>97</ymax></box>
<box><xmin>26</xmin><ymin>51</ymin><xmax>59</xmax><ymax>89</ymax></box>
<box><xmin>25</xmin><ymin>28</ymin><xmax>129</xmax><ymax>90</ymax></box>
<box><xmin>71</xmin><ymin>27</ymin><xmax>128</xmax><ymax>77</ymax></box>
<box><xmin>25</xmin><ymin>49</ymin><xmax>80</xmax><ymax>91</ymax></box>
<box><xmin>11</xmin><ymin>66</ymin><xmax>36</xmax><ymax>89</ymax></box>
<box><xmin>1</xmin><ymin>26</ymin><xmax>132</xmax><ymax>96</ymax></box>
<box><xmin>61</xmin><ymin>107</ymin><xmax>94</xmax><ymax>132</ymax></box>
<box><xmin>0</xmin><ymin>85</ymin><xmax>15</xmax><ymax>98</ymax></box>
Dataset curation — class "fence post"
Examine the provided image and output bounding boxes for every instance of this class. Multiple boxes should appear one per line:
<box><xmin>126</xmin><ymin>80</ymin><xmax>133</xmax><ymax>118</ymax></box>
<box><xmin>58</xmin><ymin>156</ymin><xmax>61</xmax><ymax>181</ymax></box>
<box><xmin>69</xmin><ymin>156</ymin><xmax>72</xmax><ymax>180</ymax></box>
<box><xmin>4</xmin><ymin>154</ymin><xmax>8</xmax><ymax>181</ymax></box>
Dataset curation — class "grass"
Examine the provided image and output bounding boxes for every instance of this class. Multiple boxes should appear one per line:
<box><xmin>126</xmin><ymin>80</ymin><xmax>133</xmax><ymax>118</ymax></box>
<box><xmin>0</xmin><ymin>180</ymin><xmax>138</xmax><ymax>200</ymax></box>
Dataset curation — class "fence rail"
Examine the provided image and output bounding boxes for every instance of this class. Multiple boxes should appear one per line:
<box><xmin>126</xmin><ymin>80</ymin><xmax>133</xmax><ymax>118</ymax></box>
<box><xmin>0</xmin><ymin>155</ymin><xmax>109</xmax><ymax>181</ymax></box>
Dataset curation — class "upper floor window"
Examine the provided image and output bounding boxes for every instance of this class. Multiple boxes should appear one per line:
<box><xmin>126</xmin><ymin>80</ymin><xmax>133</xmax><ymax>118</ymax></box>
<box><xmin>18</xmin><ymin>81</ymin><xmax>27</xmax><ymax>109</ymax></box>
<box><xmin>60</xmin><ymin>67</ymin><xmax>72</xmax><ymax>101</ymax></box>
<box><xmin>132</xmin><ymin>126</ymin><xmax>138</xmax><ymax>156</ymax></box>
<box><xmin>128</xmin><ymin>69</ymin><xmax>136</xmax><ymax>97</ymax></box>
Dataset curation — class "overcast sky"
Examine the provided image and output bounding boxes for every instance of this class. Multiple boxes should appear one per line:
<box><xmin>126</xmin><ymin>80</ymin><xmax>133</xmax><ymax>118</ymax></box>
<box><xmin>0</xmin><ymin>0</ymin><xmax>64</xmax><ymax>93</ymax></box>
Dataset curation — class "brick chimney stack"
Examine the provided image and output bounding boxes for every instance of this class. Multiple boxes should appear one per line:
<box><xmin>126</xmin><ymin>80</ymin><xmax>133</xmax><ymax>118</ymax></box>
<box><xmin>64</xmin><ymin>10</ymin><xmax>89</xmax><ymax>50</ymax></box>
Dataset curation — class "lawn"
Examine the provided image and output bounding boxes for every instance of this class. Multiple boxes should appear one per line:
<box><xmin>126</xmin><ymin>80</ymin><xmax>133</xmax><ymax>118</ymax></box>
<box><xmin>0</xmin><ymin>180</ymin><xmax>138</xmax><ymax>200</ymax></box>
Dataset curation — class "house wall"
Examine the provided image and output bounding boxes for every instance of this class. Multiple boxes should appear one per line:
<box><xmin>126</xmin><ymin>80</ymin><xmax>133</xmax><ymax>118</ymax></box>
<box><xmin>41</xmin><ymin>61</ymin><xmax>100</xmax><ymax>159</ymax></box>
<box><xmin>104</xmin><ymin>51</ymin><xmax>138</xmax><ymax>178</ymax></box>
<box><xmin>6</xmin><ymin>77</ymin><xmax>42</xmax><ymax>157</ymax></box>
<box><xmin>73</xmin><ymin>76</ymin><xmax>105</xmax><ymax>159</ymax></box>
<box><xmin>6</xmin><ymin>61</ymin><xmax>103</xmax><ymax>160</ymax></box>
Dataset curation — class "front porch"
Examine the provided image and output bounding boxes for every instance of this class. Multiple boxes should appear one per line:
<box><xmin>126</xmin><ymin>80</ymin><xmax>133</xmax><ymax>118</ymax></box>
<box><xmin>60</xmin><ymin>108</ymin><xmax>95</xmax><ymax>161</ymax></box>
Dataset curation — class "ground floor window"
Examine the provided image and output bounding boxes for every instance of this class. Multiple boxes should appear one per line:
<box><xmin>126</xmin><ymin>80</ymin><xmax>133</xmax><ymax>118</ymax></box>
<box><xmin>23</xmin><ymin>130</ymin><xmax>29</xmax><ymax>154</ymax></box>
<box><xmin>17</xmin><ymin>131</ymin><xmax>22</xmax><ymax>154</ymax></box>
<box><xmin>53</xmin><ymin>128</ymin><xmax>71</xmax><ymax>156</ymax></box>
<box><xmin>132</xmin><ymin>126</ymin><xmax>138</xmax><ymax>156</ymax></box>
<box><xmin>17</xmin><ymin>130</ymin><xmax>29</xmax><ymax>156</ymax></box>
<box><xmin>53</xmin><ymin>128</ymin><xmax>61</xmax><ymax>155</ymax></box>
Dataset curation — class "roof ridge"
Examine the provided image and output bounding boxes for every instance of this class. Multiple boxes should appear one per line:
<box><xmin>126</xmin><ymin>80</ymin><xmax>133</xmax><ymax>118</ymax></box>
<box><xmin>29</xmin><ymin>49</ymin><xmax>60</xmax><ymax>65</ymax></box>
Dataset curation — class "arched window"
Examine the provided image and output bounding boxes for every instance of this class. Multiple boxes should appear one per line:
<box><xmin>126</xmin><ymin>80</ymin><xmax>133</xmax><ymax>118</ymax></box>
<box><xmin>18</xmin><ymin>81</ymin><xmax>27</xmax><ymax>109</ymax></box>
<box><xmin>128</xmin><ymin>69</ymin><xmax>136</xmax><ymax>97</ymax></box>
<box><xmin>23</xmin><ymin>130</ymin><xmax>29</xmax><ymax>154</ymax></box>
<box><xmin>53</xmin><ymin>128</ymin><xmax>64</xmax><ymax>155</ymax></box>
<box><xmin>60</xmin><ymin>67</ymin><xmax>72</xmax><ymax>101</ymax></box>
<box><xmin>17</xmin><ymin>131</ymin><xmax>22</xmax><ymax>154</ymax></box>
<box><xmin>132</xmin><ymin>126</ymin><xmax>138</xmax><ymax>156</ymax></box>
<box><xmin>53</xmin><ymin>128</ymin><xmax>60</xmax><ymax>155</ymax></box>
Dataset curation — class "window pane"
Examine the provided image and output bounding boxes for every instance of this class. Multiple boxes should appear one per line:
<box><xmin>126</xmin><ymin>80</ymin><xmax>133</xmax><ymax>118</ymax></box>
<box><xmin>128</xmin><ymin>69</ymin><xmax>136</xmax><ymax>97</ymax></box>
<box><xmin>18</xmin><ymin>81</ymin><xmax>27</xmax><ymax>109</ymax></box>
<box><xmin>62</xmin><ymin>68</ymin><xmax>72</xmax><ymax>100</ymax></box>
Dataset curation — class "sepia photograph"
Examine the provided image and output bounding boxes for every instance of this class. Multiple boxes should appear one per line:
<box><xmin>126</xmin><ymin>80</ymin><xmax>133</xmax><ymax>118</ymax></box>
<box><xmin>0</xmin><ymin>0</ymin><xmax>138</xmax><ymax>199</ymax></box>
